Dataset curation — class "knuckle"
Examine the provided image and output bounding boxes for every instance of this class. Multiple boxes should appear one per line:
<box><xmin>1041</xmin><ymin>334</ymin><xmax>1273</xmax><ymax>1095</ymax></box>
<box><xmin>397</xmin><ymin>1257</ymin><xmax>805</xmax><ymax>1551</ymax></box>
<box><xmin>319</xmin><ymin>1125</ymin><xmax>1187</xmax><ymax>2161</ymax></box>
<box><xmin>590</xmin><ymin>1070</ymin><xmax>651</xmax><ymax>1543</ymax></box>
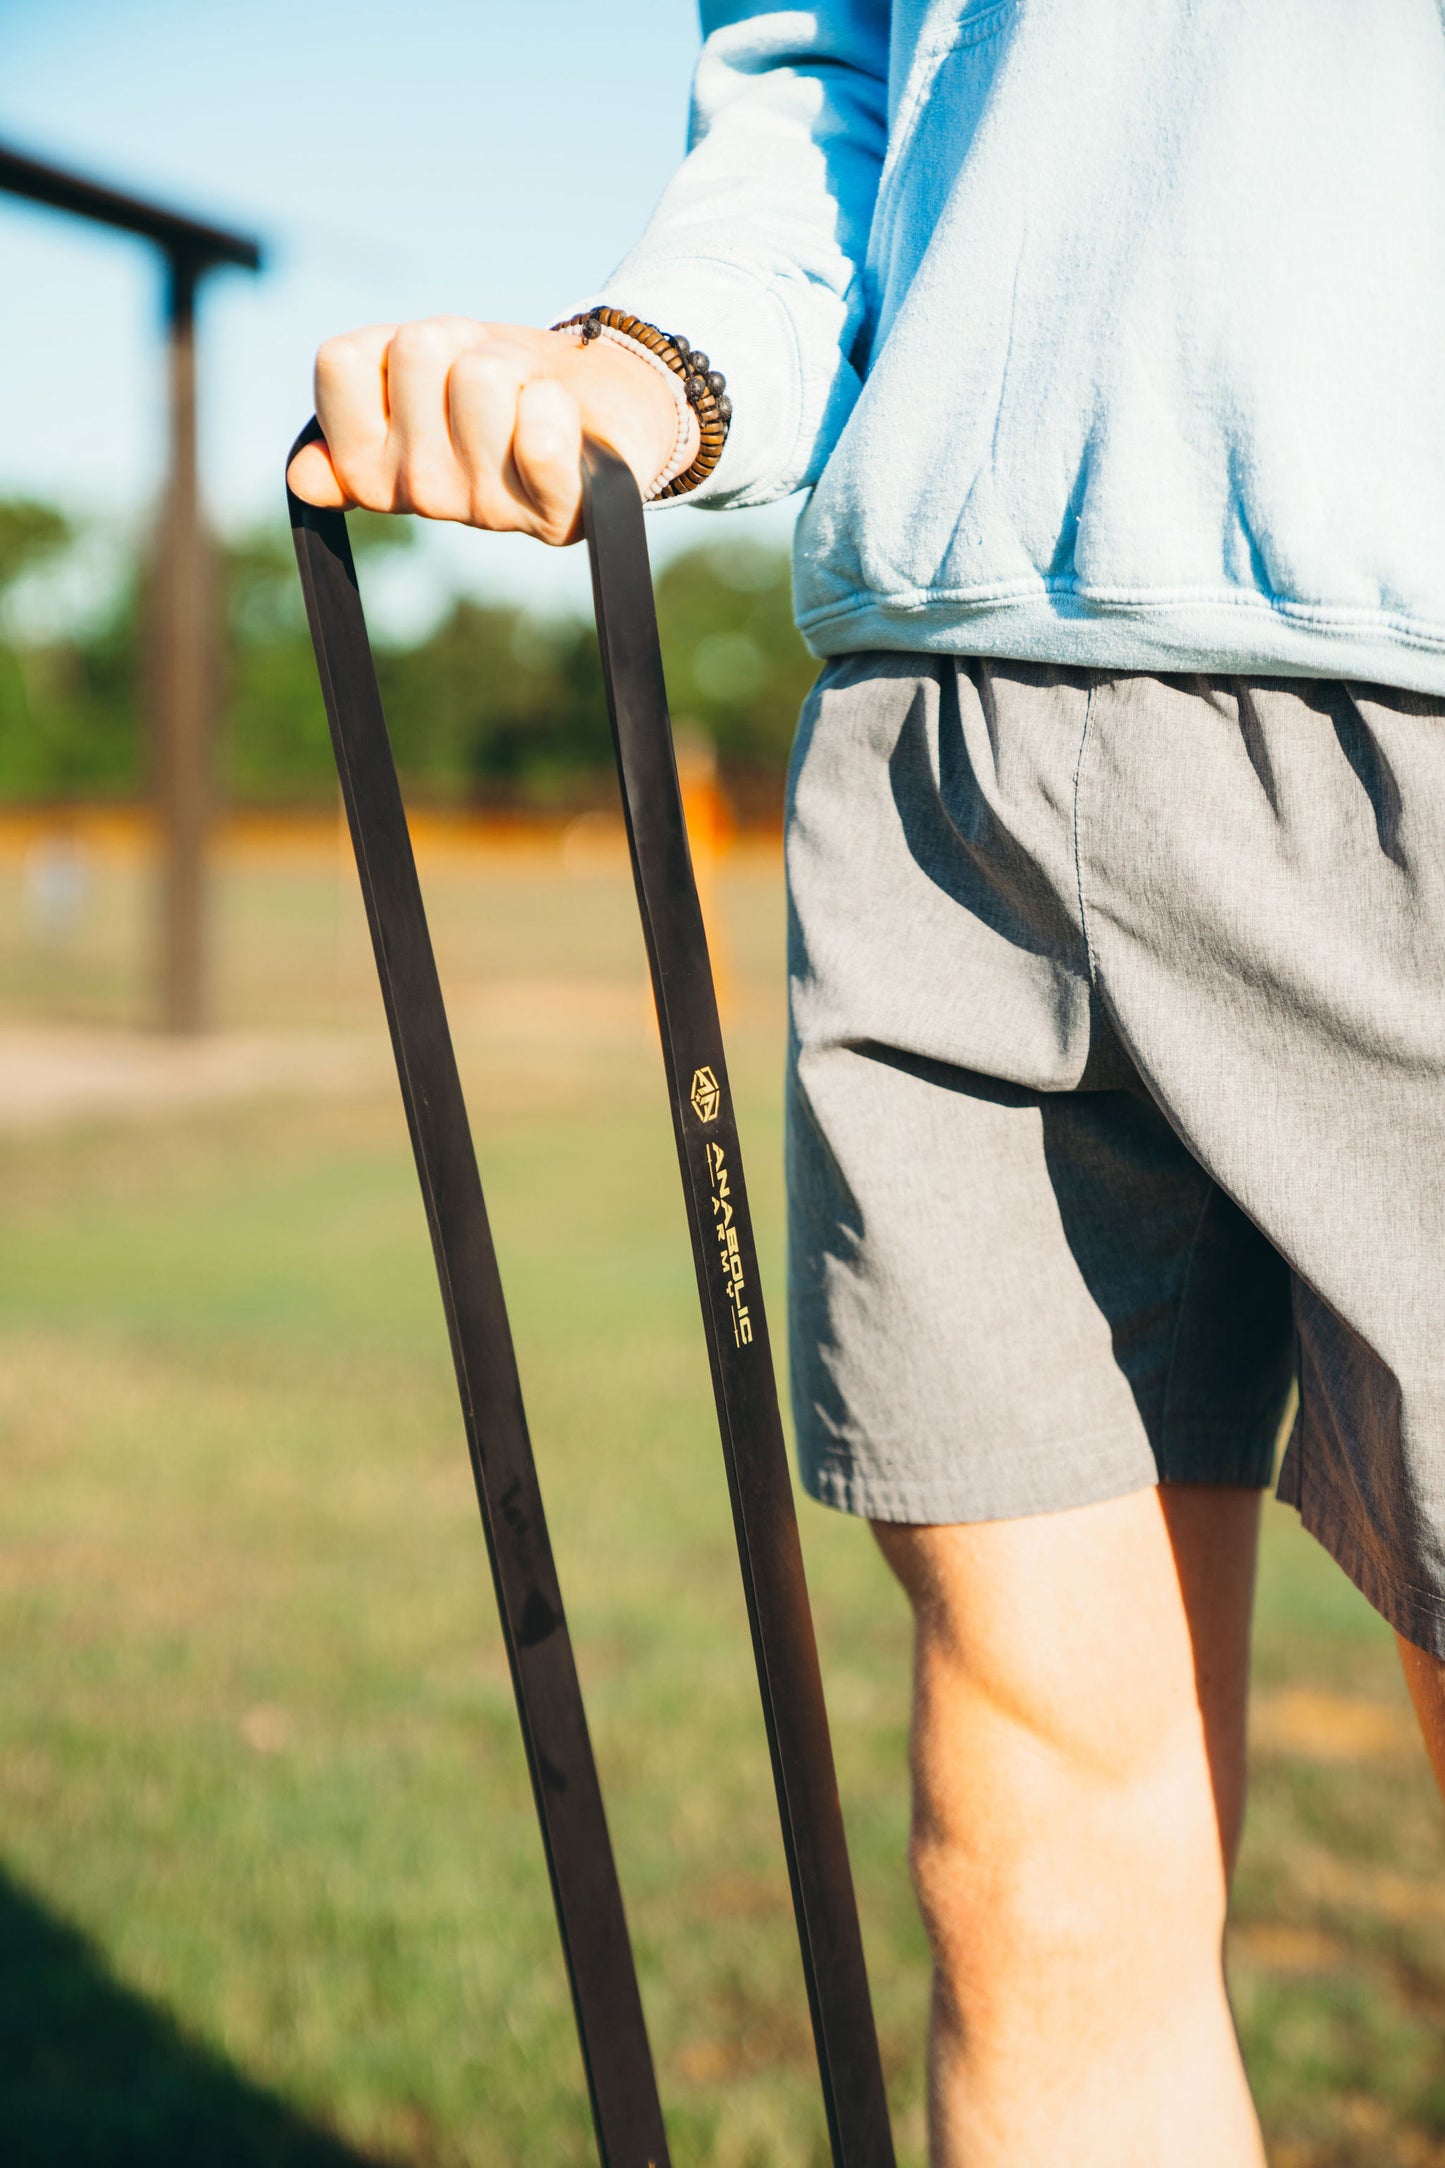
<box><xmin>450</xmin><ymin>344</ymin><xmax>516</xmax><ymax>401</ymax></box>
<box><xmin>388</xmin><ymin>315</ymin><xmax>453</xmax><ymax>369</ymax></box>
<box><xmin>314</xmin><ymin>332</ymin><xmax>361</xmax><ymax>394</ymax></box>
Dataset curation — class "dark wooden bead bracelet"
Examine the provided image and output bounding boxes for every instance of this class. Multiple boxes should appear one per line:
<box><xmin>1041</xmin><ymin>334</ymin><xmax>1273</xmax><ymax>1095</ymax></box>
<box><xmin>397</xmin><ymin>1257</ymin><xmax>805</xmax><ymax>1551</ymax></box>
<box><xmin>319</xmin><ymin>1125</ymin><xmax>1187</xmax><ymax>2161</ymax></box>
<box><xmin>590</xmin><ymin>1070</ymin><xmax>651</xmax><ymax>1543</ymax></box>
<box><xmin>552</xmin><ymin>306</ymin><xmax>732</xmax><ymax>498</ymax></box>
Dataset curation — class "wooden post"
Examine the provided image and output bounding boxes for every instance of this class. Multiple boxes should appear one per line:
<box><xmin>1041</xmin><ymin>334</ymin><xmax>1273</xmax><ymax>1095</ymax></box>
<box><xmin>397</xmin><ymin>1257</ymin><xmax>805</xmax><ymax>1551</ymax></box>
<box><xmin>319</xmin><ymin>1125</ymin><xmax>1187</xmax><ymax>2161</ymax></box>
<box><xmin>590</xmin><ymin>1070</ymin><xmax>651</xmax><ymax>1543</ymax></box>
<box><xmin>0</xmin><ymin>147</ymin><xmax>260</xmax><ymax>1035</ymax></box>
<box><xmin>154</xmin><ymin>249</ymin><xmax>209</xmax><ymax>1034</ymax></box>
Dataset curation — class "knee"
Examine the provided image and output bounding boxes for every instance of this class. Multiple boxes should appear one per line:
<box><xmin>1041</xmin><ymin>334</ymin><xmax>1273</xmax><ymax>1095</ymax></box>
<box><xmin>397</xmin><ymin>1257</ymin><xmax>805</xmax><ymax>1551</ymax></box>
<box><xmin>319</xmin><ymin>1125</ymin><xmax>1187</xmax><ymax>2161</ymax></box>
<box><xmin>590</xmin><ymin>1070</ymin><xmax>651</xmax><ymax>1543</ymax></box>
<box><xmin>905</xmin><ymin>1689</ymin><xmax>1230</xmax><ymax>2032</ymax></box>
<box><xmin>897</xmin><ymin>1609</ymin><xmax>1234</xmax><ymax>2018</ymax></box>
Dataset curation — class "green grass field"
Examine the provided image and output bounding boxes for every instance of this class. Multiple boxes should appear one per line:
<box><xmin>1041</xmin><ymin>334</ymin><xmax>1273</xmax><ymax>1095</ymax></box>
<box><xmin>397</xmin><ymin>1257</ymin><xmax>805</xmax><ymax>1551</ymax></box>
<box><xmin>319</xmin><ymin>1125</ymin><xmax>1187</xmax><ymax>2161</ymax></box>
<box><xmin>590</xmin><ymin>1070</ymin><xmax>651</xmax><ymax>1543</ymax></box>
<box><xmin>0</xmin><ymin>844</ymin><xmax>1442</xmax><ymax>2165</ymax></box>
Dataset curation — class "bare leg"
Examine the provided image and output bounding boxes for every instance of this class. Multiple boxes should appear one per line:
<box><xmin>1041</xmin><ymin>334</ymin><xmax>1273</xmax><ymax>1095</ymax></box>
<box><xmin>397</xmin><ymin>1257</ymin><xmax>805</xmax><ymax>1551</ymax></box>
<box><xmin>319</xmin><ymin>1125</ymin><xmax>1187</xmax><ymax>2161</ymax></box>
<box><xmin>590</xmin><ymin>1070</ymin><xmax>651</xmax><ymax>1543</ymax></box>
<box><xmin>1396</xmin><ymin>1635</ymin><xmax>1445</xmax><ymax>1798</ymax></box>
<box><xmin>873</xmin><ymin>1483</ymin><xmax>1265</xmax><ymax>2168</ymax></box>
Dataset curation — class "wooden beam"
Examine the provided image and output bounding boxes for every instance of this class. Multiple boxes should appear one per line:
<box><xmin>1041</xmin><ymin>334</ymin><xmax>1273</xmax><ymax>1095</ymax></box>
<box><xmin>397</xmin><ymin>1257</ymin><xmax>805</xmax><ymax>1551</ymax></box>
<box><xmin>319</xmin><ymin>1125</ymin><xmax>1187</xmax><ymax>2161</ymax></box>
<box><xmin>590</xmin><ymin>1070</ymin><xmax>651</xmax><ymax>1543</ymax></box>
<box><xmin>0</xmin><ymin>142</ymin><xmax>261</xmax><ymax>270</ymax></box>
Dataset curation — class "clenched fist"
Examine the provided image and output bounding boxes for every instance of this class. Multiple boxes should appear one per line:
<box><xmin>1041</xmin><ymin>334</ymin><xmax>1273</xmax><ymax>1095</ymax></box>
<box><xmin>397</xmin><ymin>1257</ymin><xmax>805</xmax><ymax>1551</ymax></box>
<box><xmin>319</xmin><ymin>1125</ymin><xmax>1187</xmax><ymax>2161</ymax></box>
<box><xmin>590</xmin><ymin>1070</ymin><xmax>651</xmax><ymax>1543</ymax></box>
<box><xmin>285</xmin><ymin>317</ymin><xmax>680</xmax><ymax>545</ymax></box>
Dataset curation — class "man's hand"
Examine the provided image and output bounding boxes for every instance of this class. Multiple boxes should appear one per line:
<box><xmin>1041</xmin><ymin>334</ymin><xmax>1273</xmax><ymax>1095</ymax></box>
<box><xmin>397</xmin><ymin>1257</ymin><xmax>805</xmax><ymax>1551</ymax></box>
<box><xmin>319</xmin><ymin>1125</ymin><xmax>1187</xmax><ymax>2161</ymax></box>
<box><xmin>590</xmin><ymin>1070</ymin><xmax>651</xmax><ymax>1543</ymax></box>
<box><xmin>285</xmin><ymin>318</ymin><xmax>679</xmax><ymax>545</ymax></box>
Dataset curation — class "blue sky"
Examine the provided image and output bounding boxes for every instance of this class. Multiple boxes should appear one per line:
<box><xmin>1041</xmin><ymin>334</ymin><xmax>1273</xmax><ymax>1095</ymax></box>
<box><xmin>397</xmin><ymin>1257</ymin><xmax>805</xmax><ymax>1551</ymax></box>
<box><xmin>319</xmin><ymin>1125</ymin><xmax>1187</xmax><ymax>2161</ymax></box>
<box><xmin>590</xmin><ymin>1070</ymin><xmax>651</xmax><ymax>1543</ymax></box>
<box><xmin>0</xmin><ymin>0</ymin><xmax>796</xmax><ymax>624</ymax></box>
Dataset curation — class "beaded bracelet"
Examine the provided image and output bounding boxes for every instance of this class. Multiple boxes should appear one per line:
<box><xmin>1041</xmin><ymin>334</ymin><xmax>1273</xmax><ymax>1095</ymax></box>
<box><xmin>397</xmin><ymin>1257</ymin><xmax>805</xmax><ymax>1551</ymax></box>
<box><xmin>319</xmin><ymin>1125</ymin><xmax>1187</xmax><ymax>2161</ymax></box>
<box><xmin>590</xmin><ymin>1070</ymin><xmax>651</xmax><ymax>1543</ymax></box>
<box><xmin>552</xmin><ymin>306</ymin><xmax>732</xmax><ymax>499</ymax></box>
<box><xmin>554</xmin><ymin>319</ymin><xmax>699</xmax><ymax>497</ymax></box>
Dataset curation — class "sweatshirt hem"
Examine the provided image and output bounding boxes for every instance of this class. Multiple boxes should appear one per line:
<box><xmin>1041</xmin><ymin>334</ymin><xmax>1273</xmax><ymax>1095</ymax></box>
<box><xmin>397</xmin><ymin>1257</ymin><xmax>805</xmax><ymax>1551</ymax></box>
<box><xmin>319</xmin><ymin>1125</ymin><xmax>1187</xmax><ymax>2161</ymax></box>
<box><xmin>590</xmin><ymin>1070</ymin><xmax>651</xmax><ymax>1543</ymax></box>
<box><xmin>796</xmin><ymin>587</ymin><xmax>1445</xmax><ymax>694</ymax></box>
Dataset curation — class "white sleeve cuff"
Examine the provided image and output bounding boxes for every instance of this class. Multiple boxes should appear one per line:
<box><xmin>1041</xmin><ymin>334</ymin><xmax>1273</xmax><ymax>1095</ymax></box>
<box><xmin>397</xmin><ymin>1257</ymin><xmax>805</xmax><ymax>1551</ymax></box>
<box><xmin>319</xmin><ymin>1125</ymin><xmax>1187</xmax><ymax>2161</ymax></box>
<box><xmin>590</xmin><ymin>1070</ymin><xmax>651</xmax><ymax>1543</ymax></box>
<box><xmin>562</xmin><ymin>258</ymin><xmax>804</xmax><ymax>510</ymax></box>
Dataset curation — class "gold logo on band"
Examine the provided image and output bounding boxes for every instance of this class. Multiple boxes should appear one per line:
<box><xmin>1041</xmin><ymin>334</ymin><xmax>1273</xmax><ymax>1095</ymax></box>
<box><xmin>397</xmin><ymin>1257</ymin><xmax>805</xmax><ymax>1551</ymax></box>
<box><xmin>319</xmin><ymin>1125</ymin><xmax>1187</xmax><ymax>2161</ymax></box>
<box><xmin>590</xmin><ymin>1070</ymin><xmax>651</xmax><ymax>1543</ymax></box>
<box><xmin>690</xmin><ymin>1065</ymin><xmax>721</xmax><ymax>1123</ymax></box>
<box><xmin>708</xmin><ymin>1139</ymin><xmax>753</xmax><ymax>1347</ymax></box>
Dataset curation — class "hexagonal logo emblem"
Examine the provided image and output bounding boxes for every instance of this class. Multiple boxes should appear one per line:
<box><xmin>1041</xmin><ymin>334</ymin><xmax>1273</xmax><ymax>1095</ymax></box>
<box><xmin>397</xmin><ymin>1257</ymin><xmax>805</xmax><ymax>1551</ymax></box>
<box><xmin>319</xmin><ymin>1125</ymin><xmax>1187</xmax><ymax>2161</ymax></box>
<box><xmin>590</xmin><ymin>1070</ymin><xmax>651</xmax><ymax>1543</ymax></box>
<box><xmin>689</xmin><ymin>1065</ymin><xmax>721</xmax><ymax>1123</ymax></box>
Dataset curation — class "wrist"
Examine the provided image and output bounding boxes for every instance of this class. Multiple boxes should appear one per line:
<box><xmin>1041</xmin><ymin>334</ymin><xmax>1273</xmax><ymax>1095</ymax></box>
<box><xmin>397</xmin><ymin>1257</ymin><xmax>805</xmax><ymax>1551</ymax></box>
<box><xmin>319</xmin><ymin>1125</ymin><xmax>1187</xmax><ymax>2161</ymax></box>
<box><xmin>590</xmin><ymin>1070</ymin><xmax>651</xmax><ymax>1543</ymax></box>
<box><xmin>552</xmin><ymin>309</ymin><xmax>729</xmax><ymax>499</ymax></box>
<box><xmin>582</xmin><ymin>331</ymin><xmax>695</xmax><ymax>492</ymax></box>
<box><xmin>548</xmin><ymin>329</ymin><xmax>678</xmax><ymax>497</ymax></box>
<box><xmin>611</xmin><ymin>340</ymin><xmax>701</xmax><ymax>496</ymax></box>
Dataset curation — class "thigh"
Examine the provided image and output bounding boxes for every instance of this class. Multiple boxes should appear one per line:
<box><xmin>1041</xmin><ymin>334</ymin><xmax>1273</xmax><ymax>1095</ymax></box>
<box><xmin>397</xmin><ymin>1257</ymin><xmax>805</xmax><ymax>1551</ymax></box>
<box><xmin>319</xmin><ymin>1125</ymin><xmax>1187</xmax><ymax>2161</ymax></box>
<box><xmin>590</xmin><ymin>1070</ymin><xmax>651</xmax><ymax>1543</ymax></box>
<box><xmin>875</xmin><ymin>1483</ymin><xmax>1263</xmax><ymax>1873</ymax></box>
<box><xmin>1078</xmin><ymin>674</ymin><xmax>1445</xmax><ymax>1657</ymax></box>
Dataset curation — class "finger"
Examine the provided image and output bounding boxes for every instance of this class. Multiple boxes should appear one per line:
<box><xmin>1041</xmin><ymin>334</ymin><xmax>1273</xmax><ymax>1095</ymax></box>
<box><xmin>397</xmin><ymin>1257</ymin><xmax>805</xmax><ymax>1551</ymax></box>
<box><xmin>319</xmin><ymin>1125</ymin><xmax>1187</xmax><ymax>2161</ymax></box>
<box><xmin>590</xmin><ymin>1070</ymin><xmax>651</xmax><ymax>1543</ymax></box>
<box><xmin>447</xmin><ymin>339</ymin><xmax>538</xmax><ymax>530</ymax></box>
<box><xmin>285</xmin><ymin>438</ymin><xmax>350</xmax><ymax>509</ymax></box>
<box><xmin>511</xmin><ymin>376</ymin><xmax>584</xmax><ymax>544</ymax></box>
<box><xmin>313</xmin><ymin>323</ymin><xmax>397</xmax><ymax>509</ymax></box>
<box><xmin>385</xmin><ymin>316</ymin><xmax>481</xmax><ymax>520</ymax></box>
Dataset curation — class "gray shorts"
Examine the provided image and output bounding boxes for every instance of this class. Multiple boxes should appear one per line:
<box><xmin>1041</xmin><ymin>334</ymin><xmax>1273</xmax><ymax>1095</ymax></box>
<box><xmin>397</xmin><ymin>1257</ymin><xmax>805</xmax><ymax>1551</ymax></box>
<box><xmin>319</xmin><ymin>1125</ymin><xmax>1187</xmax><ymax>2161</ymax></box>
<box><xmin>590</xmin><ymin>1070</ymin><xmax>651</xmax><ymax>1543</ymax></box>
<box><xmin>785</xmin><ymin>655</ymin><xmax>1445</xmax><ymax>1657</ymax></box>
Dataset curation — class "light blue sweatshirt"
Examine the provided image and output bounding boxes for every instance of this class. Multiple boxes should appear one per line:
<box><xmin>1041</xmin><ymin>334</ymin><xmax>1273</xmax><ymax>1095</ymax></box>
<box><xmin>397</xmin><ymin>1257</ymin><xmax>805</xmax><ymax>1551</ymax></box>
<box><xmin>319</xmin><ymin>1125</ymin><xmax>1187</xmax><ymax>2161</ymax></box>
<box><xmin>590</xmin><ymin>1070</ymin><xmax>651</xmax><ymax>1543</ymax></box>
<box><xmin>595</xmin><ymin>0</ymin><xmax>1445</xmax><ymax>692</ymax></box>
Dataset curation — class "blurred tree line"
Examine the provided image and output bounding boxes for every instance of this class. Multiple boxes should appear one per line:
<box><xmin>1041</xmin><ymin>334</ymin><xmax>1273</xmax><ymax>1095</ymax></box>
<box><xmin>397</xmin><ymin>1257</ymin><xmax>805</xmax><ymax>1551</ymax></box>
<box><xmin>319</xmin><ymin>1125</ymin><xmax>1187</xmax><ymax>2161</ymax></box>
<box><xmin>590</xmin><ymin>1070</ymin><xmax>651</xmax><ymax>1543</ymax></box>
<box><xmin>0</xmin><ymin>498</ymin><xmax>817</xmax><ymax>821</ymax></box>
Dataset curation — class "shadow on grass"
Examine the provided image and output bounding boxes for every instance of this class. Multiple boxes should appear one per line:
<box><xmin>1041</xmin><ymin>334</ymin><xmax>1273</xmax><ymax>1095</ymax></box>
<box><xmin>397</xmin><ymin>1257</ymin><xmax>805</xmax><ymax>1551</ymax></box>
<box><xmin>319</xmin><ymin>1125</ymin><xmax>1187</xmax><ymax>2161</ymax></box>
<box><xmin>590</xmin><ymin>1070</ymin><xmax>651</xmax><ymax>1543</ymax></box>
<box><xmin>0</xmin><ymin>1864</ymin><xmax>381</xmax><ymax>2167</ymax></box>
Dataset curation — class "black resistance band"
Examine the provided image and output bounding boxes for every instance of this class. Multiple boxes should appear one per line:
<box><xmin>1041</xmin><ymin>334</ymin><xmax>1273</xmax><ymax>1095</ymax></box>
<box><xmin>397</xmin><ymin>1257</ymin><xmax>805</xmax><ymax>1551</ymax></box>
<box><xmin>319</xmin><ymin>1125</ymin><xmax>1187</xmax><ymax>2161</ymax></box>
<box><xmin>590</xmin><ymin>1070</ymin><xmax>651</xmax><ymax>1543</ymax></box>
<box><xmin>288</xmin><ymin>423</ymin><xmax>894</xmax><ymax>2168</ymax></box>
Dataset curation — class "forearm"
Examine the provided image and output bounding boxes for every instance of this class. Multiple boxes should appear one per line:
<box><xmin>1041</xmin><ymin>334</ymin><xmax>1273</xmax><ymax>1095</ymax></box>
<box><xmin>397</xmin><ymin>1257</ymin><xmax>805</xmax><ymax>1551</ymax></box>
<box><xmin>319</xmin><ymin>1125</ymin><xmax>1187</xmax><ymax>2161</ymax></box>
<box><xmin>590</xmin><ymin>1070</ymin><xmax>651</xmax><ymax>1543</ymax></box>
<box><xmin>589</xmin><ymin>1</ymin><xmax>890</xmax><ymax>508</ymax></box>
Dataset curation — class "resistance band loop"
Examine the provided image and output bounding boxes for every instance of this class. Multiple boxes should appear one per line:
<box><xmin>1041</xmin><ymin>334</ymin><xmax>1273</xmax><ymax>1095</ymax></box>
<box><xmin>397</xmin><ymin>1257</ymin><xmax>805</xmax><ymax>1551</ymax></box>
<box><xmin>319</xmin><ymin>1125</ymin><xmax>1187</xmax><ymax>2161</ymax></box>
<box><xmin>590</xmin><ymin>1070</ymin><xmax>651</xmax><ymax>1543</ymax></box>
<box><xmin>287</xmin><ymin>421</ymin><xmax>894</xmax><ymax>2168</ymax></box>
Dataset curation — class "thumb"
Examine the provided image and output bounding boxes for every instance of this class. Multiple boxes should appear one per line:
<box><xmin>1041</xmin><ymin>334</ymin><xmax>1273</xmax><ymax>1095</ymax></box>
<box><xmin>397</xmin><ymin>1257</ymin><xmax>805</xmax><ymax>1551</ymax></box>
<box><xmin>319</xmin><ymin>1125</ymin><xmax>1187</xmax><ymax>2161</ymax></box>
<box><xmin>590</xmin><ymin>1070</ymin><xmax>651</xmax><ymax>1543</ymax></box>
<box><xmin>286</xmin><ymin>438</ymin><xmax>350</xmax><ymax>509</ymax></box>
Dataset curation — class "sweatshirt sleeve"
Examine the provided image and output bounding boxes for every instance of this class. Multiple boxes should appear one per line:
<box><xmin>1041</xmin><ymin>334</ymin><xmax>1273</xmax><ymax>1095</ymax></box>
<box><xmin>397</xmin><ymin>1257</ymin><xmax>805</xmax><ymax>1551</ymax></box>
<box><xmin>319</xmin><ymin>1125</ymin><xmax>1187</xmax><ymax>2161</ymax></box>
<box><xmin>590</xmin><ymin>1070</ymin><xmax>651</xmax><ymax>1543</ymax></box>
<box><xmin>588</xmin><ymin>2</ymin><xmax>890</xmax><ymax>508</ymax></box>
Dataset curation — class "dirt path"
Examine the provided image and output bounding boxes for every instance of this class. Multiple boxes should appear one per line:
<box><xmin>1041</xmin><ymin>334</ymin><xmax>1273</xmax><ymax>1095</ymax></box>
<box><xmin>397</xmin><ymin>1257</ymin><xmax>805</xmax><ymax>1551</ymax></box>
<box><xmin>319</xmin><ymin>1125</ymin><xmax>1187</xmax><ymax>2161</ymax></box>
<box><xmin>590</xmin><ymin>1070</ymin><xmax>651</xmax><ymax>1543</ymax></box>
<box><xmin>0</xmin><ymin>1025</ymin><xmax>388</xmax><ymax>1134</ymax></box>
